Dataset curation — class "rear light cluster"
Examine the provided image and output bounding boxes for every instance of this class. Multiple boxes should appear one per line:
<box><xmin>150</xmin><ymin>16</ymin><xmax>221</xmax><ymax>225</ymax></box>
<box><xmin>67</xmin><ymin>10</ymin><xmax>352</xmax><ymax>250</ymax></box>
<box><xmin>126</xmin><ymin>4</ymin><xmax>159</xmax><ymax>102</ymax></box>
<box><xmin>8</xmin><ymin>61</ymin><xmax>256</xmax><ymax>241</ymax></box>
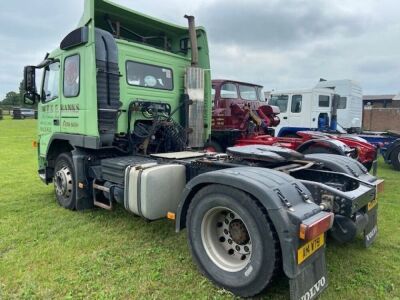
<box><xmin>299</xmin><ymin>212</ymin><xmax>334</xmax><ymax>241</ymax></box>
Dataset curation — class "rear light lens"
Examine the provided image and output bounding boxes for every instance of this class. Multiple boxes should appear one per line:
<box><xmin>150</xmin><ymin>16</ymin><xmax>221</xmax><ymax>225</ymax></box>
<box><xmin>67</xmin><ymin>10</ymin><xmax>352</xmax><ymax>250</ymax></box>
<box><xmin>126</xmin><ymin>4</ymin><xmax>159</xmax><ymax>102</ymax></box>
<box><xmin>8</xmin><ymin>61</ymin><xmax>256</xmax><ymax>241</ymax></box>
<box><xmin>299</xmin><ymin>212</ymin><xmax>334</xmax><ymax>241</ymax></box>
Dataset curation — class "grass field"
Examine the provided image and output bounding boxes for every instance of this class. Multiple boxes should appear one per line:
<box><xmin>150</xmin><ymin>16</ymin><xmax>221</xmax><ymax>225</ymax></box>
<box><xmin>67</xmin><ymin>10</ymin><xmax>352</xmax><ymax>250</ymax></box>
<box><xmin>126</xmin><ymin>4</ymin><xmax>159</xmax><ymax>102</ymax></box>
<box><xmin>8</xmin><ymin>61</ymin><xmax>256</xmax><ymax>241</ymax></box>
<box><xmin>0</xmin><ymin>116</ymin><xmax>399</xmax><ymax>299</ymax></box>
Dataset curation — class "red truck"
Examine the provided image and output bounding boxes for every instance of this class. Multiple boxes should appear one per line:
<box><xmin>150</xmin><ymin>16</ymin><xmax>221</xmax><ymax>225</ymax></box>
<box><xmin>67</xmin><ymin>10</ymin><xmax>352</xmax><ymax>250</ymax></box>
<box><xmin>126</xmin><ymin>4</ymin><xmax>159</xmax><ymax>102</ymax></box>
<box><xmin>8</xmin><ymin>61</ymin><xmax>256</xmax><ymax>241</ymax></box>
<box><xmin>209</xmin><ymin>79</ymin><xmax>377</xmax><ymax>171</ymax></box>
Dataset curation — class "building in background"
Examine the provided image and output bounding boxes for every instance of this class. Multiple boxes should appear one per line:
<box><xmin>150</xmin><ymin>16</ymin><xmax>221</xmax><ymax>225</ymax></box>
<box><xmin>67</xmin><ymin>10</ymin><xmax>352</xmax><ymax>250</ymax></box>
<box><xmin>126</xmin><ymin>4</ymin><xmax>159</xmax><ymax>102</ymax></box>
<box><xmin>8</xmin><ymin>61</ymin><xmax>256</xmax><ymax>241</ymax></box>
<box><xmin>363</xmin><ymin>94</ymin><xmax>400</xmax><ymax>131</ymax></box>
<box><xmin>363</xmin><ymin>94</ymin><xmax>400</xmax><ymax>108</ymax></box>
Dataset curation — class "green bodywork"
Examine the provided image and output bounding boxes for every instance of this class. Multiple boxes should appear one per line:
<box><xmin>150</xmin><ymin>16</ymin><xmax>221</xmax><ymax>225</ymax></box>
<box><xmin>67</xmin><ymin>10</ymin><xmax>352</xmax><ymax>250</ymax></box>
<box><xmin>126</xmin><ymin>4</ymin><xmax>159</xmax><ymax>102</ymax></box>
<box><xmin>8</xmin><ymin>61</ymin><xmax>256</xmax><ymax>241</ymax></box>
<box><xmin>37</xmin><ymin>0</ymin><xmax>211</xmax><ymax>170</ymax></box>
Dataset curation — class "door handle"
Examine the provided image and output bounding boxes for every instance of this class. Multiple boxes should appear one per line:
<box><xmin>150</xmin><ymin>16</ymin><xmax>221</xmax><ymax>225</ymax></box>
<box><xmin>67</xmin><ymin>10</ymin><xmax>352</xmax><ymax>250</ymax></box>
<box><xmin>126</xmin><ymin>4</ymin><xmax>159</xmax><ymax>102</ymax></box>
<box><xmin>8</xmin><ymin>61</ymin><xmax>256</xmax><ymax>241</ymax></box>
<box><xmin>283</xmin><ymin>117</ymin><xmax>288</xmax><ymax>120</ymax></box>
<box><xmin>53</xmin><ymin>119</ymin><xmax>60</xmax><ymax>126</ymax></box>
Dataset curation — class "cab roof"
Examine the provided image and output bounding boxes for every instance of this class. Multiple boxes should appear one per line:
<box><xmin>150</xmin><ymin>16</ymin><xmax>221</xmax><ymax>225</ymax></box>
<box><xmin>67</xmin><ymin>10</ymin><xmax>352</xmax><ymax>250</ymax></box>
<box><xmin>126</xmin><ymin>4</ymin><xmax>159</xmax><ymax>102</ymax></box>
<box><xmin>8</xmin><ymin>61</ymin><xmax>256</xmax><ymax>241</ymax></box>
<box><xmin>212</xmin><ymin>79</ymin><xmax>263</xmax><ymax>88</ymax></box>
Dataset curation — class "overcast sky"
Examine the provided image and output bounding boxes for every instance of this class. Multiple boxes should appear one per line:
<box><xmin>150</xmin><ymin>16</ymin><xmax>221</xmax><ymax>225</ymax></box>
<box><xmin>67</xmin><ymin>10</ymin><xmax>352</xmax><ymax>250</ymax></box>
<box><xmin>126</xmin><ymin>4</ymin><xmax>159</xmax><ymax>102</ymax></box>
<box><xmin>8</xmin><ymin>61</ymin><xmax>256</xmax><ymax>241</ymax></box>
<box><xmin>1</xmin><ymin>0</ymin><xmax>399</xmax><ymax>100</ymax></box>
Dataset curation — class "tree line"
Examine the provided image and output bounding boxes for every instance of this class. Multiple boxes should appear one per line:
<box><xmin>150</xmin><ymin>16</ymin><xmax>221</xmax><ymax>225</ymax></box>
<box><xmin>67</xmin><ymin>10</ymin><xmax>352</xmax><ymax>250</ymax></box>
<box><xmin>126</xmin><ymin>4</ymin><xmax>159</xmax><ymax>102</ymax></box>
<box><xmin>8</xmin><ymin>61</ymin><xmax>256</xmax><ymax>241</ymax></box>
<box><xmin>0</xmin><ymin>80</ymin><xmax>38</xmax><ymax>108</ymax></box>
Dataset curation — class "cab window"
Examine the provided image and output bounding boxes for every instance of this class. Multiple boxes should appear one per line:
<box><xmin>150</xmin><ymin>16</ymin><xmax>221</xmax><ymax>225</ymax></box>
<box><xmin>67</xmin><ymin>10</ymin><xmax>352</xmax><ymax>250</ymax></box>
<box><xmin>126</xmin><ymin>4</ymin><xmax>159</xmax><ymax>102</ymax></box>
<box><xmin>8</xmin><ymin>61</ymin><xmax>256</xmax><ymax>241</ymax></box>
<box><xmin>319</xmin><ymin>95</ymin><xmax>330</xmax><ymax>107</ymax></box>
<box><xmin>269</xmin><ymin>94</ymin><xmax>288</xmax><ymax>113</ymax></box>
<box><xmin>291</xmin><ymin>95</ymin><xmax>302</xmax><ymax>113</ymax></box>
<box><xmin>257</xmin><ymin>87</ymin><xmax>266</xmax><ymax>101</ymax></box>
<box><xmin>43</xmin><ymin>62</ymin><xmax>60</xmax><ymax>102</ymax></box>
<box><xmin>63</xmin><ymin>55</ymin><xmax>80</xmax><ymax>97</ymax></box>
<box><xmin>239</xmin><ymin>84</ymin><xmax>258</xmax><ymax>100</ymax></box>
<box><xmin>126</xmin><ymin>61</ymin><xmax>173</xmax><ymax>90</ymax></box>
<box><xmin>220</xmin><ymin>83</ymin><xmax>238</xmax><ymax>99</ymax></box>
<box><xmin>338</xmin><ymin>97</ymin><xmax>347</xmax><ymax>109</ymax></box>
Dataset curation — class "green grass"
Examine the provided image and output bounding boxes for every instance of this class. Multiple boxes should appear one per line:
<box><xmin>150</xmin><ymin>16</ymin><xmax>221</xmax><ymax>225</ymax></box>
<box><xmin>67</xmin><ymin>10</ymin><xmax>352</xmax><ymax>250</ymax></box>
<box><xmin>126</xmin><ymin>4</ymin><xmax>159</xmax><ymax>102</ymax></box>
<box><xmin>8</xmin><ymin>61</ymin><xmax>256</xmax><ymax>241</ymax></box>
<box><xmin>0</xmin><ymin>116</ymin><xmax>399</xmax><ymax>299</ymax></box>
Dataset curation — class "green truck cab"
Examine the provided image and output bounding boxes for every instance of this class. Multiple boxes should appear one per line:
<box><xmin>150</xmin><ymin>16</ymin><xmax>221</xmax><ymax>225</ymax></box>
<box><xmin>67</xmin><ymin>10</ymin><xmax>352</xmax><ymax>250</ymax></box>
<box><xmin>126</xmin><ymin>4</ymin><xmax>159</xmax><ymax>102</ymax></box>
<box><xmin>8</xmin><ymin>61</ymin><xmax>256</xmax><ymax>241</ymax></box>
<box><xmin>23</xmin><ymin>1</ymin><xmax>382</xmax><ymax>299</ymax></box>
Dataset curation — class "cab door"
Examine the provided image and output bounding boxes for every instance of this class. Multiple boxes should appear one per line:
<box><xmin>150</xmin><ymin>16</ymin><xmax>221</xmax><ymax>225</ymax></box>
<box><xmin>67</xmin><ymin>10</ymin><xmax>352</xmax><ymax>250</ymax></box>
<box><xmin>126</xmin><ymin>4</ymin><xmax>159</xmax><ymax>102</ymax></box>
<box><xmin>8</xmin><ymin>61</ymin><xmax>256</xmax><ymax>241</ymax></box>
<box><xmin>60</xmin><ymin>53</ymin><xmax>82</xmax><ymax>134</ymax></box>
<box><xmin>38</xmin><ymin>58</ymin><xmax>61</xmax><ymax>157</ymax></box>
<box><xmin>287</xmin><ymin>94</ymin><xmax>305</xmax><ymax>127</ymax></box>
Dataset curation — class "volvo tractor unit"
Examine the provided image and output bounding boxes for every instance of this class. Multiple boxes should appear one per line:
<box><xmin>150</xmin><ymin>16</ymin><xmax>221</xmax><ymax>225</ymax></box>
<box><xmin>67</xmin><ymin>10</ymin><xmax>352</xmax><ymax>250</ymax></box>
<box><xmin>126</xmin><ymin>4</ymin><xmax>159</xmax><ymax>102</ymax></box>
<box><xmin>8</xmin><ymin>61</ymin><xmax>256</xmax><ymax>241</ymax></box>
<box><xmin>23</xmin><ymin>1</ymin><xmax>382</xmax><ymax>299</ymax></box>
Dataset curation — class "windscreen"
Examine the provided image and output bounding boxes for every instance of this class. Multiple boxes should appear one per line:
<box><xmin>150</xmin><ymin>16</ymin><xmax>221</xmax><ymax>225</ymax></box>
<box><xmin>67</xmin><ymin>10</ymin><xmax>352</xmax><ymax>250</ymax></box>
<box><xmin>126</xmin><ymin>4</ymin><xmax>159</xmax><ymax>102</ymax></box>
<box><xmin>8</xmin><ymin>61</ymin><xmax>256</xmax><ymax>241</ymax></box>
<box><xmin>269</xmin><ymin>94</ymin><xmax>289</xmax><ymax>112</ymax></box>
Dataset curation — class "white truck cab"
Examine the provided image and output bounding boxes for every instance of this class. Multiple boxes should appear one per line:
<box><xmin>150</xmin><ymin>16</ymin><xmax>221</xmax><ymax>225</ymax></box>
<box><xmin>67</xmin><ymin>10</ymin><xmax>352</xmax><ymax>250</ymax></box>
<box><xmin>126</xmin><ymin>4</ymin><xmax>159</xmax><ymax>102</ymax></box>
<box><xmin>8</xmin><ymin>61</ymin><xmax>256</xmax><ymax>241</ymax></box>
<box><xmin>269</xmin><ymin>88</ymin><xmax>336</xmax><ymax>137</ymax></box>
<box><xmin>315</xmin><ymin>79</ymin><xmax>363</xmax><ymax>133</ymax></box>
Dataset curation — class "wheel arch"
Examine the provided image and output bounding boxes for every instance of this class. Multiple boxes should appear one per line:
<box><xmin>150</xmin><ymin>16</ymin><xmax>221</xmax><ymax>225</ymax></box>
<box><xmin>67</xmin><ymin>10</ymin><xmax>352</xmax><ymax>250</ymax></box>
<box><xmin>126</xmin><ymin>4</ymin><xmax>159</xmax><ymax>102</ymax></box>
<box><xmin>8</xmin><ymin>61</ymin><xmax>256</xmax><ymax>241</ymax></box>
<box><xmin>176</xmin><ymin>167</ymin><xmax>323</xmax><ymax>279</ymax></box>
<box><xmin>296</xmin><ymin>138</ymin><xmax>346</xmax><ymax>156</ymax></box>
<box><xmin>46</xmin><ymin>139</ymin><xmax>74</xmax><ymax>168</ymax></box>
<box><xmin>45</xmin><ymin>134</ymin><xmax>101</xmax><ymax>167</ymax></box>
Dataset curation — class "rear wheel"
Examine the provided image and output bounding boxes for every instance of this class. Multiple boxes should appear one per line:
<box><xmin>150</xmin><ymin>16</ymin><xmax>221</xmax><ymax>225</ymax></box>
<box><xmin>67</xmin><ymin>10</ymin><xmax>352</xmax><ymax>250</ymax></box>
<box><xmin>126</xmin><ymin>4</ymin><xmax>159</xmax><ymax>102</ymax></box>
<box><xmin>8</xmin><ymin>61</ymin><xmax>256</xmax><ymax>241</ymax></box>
<box><xmin>390</xmin><ymin>146</ymin><xmax>400</xmax><ymax>171</ymax></box>
<box><xmin>186</xmin><ymin>184</ymin><xmax>278</xmax><ymax>297</ymax></box>
<box><xmin>54</xmin><ymin>153</ymin><xmax>76</xmax><ymax>210</ymax></box>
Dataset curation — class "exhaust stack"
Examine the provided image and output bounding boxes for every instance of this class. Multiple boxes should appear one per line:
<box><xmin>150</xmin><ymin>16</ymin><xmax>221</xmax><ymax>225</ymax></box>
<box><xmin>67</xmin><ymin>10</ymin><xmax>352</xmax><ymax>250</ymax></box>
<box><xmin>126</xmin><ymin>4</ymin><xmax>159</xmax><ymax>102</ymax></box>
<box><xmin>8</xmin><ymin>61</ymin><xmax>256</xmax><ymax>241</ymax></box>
<box><xmin>184</xmin><ymin>15</ymin><xmax>205</xmax><ymax>148</ymax></box>
<box><xmin>184</xmin><ymin>15</ymin><xmax>199</xmax><ymax>66</ymax></box>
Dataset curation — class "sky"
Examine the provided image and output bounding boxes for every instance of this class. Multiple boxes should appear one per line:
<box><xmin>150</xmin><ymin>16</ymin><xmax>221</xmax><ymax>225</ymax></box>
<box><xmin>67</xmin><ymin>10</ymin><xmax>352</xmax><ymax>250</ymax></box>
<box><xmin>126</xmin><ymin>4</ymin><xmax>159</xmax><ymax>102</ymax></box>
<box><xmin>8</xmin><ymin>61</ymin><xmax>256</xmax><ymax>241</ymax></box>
<box><xmin>0</xmin><ymin>0</ymin><xmax>399</xmax><ymax>101</ymax></box>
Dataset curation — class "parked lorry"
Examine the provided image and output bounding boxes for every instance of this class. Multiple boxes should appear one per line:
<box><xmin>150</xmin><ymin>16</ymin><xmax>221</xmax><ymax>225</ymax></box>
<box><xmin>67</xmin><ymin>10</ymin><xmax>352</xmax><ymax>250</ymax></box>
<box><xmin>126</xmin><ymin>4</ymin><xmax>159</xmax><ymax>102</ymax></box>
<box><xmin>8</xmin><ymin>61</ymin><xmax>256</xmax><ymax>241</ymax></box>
<box><xmin>269</xmin><ymin>87</ymin><xmax>339</xmax><ymax>137</ymax></box>
<box><xmin>357</xmin><ymin>131</ymin><xmax>400</xmax><ymax>171</ymax></box>
<box><xmin>210</xmin><ymin>79</ymin><xmax>377</xmax><ymax>171</ymax></box>
<box><xmin>23</xmin><ymin>0</ymin><xmax>382</xmax><ymax>298</ymax></box>
<box><xmin>315</xmin><ymin>79</ymin><xmax>363</xmax><ymax>133</ymax></box>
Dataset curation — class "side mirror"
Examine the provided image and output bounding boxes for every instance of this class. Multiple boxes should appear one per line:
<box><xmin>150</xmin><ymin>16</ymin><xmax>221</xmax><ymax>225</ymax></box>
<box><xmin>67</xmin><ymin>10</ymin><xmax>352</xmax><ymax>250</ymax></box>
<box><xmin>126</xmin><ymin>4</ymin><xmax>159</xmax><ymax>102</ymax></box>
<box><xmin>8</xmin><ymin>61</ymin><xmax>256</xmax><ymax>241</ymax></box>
<box><xmin>332</xmin><ymin>94</ymin><xmax>340</xmax><ymax>108</ymax></box>
<box><xmin>24</xmin><ymin>93</ymin><xmax>40</xmax><ymax>105</ymax></box>
<box><xmin>23</xmin><ymin>66</ymin><xmax>40</xmax><ymax>105</ymax></box>
<box><xmin>24</xmin><ymin>66</ymin><xmax>37</xmax><ymax>93</ymax></box>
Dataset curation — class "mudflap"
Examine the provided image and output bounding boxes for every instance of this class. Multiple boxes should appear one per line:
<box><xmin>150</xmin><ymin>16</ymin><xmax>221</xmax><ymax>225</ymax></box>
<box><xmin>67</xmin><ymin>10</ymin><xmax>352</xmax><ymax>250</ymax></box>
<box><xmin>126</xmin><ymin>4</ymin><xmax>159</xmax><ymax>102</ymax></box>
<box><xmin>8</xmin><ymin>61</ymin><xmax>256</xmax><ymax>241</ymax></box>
<box><xmin>289</xmin><ymin>250</ymin><xmax>328</xmax><ymax>300</ymax></box>
<box><xmin>364</xmin><ymin>205</ymin><xmax>378</xmax><ymax>247</ymax></box>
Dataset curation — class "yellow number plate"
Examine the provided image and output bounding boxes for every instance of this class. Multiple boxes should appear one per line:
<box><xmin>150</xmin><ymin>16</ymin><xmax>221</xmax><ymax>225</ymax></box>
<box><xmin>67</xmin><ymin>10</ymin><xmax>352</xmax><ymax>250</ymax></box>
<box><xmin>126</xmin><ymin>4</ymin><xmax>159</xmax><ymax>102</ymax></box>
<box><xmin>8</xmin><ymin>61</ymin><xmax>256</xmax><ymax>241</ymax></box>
<box><xmin>297</xmin><ymin>234</ymin><xmax>325</xmax><ymax>264</ymax></box>
<box><xmin>368</xmin><ymin>198</ymin><xmax>378</xmax><ymax>211</ymax></box>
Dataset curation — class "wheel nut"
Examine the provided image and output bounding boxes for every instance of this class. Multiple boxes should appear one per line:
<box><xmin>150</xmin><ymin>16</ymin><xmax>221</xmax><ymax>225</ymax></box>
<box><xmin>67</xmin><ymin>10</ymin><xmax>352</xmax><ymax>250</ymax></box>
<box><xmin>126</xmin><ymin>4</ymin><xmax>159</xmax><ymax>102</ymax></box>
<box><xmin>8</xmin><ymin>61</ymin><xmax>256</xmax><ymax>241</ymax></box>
<box><xmin>235</xmin><ymin>245</ymin><xmax>240</xmax><ymax>251</ymax></box>
<box><xmin>224</xmin><ymin>229</ymin><xmax>229</xmax><ymax>235</ymax></box>
<box><xmin>244</xmin><ymin>246</ymin><xmax>249</xmax><ymax>252</ymax></box>
<box><xmin>230</xmin><ymin>213</ymin><xmax>235</xmax><ymax>219</ymax></box>
<box><xmin>228</xmin><ymin>239</ymin><xmax>233</xmax><ymax>244</ymax></box>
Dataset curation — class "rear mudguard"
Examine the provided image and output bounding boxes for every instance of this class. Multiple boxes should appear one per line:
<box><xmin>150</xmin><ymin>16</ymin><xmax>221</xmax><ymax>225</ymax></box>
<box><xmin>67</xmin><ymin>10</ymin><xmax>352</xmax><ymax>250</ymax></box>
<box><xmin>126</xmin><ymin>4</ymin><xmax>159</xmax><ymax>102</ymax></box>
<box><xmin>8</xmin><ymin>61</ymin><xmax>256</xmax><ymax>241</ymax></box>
<box><xmin>296</xmin><ymin>138</ymin><xmax>348</xmax><ymax>155</ymax></box>
<box><xmin>176</xmin><ymin>166</ymin><xmax>325</xmax><ymax>280</ymax></box>
<box><xmin>303</xmin><ymin>153</ymin><xmax>375</xmax><ymax>181</ymax></box>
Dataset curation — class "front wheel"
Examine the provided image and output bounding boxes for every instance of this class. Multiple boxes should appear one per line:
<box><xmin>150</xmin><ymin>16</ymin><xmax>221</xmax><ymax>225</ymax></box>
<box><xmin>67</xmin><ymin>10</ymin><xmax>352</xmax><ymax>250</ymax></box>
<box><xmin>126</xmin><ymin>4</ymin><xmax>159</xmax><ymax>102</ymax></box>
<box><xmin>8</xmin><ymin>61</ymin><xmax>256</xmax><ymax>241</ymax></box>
<box><xmin>54</xmin><ymin>153</ymin><xmax>76</xmax><ymax>210</ymax></box>
<box><xmin>186</xmin><ymin>184</ymin><xmax>278</xmax><ymax>297</ymax></box>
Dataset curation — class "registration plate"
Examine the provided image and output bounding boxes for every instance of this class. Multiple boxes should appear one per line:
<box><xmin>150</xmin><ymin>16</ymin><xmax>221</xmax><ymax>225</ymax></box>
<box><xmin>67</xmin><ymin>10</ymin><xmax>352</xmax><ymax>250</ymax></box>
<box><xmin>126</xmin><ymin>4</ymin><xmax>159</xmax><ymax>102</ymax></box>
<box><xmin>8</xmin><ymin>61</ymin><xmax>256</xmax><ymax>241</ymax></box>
<box><xmin>298</xmin><ymin>234</ymin><xmax>325</xmax><ymax>264</ymax></box>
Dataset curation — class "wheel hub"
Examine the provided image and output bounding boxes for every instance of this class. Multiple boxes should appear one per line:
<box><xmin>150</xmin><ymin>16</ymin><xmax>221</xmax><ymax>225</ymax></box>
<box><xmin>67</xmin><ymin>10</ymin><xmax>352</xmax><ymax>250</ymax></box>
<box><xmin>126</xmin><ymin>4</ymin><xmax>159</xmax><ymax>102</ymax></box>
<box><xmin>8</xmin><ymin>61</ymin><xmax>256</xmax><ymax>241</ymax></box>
<box><xmin>55</xmin><ymin>166</ymin><xmax>73</xmax><ymax>198</ymax></box>
<box><xmin>201</xmin><ymin>207</ymin><xmax>252</xmax><ymax>272</ymax></box>
<box><xmin>229</xmin><ymin>219</ymin><xmax>250</xmax><ymax>245</ymax></box>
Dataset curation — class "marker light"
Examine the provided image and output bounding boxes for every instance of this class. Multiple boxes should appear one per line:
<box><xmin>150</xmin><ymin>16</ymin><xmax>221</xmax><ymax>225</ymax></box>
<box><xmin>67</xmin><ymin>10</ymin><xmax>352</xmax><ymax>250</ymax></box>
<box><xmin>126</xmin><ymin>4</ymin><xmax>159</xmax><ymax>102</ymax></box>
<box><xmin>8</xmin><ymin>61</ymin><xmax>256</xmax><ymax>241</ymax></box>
<box><xmin>299</xmin><ymin>212</ymin><xmax>334</xmax><ymax>241</ymax></box>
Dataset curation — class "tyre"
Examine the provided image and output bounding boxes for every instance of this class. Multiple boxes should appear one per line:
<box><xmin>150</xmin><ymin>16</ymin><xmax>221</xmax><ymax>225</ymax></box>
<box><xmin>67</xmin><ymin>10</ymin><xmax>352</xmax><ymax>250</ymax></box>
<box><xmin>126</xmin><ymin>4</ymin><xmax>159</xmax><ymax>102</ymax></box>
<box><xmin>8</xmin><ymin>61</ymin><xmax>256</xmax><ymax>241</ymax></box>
<box><xmin>54</xmin><ymin>153</ymin><xmax>76</xmax><ymax>210</ymax></box>
<box><xmin>390</xmin><ymin>146</ymin><xmax>400</xmax><ymax>171</ymax></box>
<box><xmin>186</xmin><ymin>184</ymin><xmax>278</xmax><ymax>297</ymax></box>
<box><xmin>204</xmin><ymin>140</ymin><xmax>223</xmax><ymax>153</ymax></box>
